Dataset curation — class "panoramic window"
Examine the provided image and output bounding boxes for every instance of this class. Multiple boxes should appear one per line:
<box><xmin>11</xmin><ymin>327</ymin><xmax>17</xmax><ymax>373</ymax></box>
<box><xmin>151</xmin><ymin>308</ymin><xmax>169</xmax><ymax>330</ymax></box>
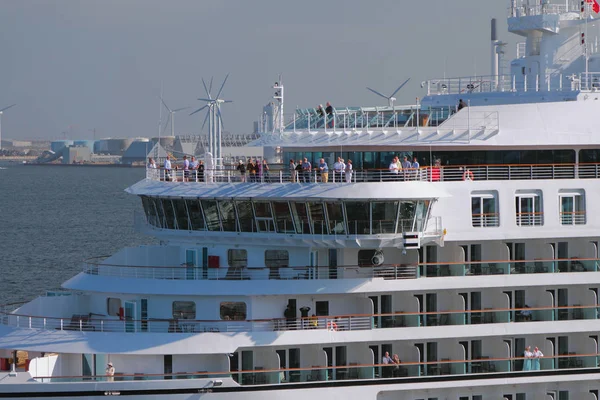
<box><xmin>172</xmin><ymin>301</ymin><xmax>196</xmax><ymax>320</ymax></box>
<box><xmin>290</xmin><ymin>202</ymin><xmax>311</xmax><ymax>234</ymax></box>
<box><xmin>186</xmin><ymin>199</ymin><xmax>206</xmax><ymax>231</ymax></box>
<box><xmin>161</xmin><ymin>199</ymin><xmax>176</xmax><ymax>229</ymax></box>
<box><xmin>228</xmin><ymin>249</ymin><xmax>248</xmax><ymax>268</ymax></box>
<box><xmin>308</xmin><ymin>202</ymin><xmax>327</xmax><ymax>234</ymax></box>
<box><xmin>398</xmin><ymin>201</ymin><xmax>416</xmax><ymax>232</ymax></box>
<box><xmin>235</xmin><ymin>201</ymin><xmax>254</xmax><ymax>232</ymax></box>
<box><xmin>173</xmin><ymin>199</ymin><xmax>190</xmax><ymax>231</ymax></box>
<box><xmin>272</xmin><ymin>202</ymin><xmax>295</xmax><ymax>233</ymax></box>
<box><xmin>220</xmin><ymin>302</ymin><xmax>247</xmax><ymax>321</ymax></box>
<box><xmin>371</xmin><ymin>201</ymin><xmax>399</xmax><ymax>234</ymax></box>
<box><xmin>559</xmin><ymin>189</ymin><xmax>586</xmax><ymax>225</ymax></box>
<box><xmin>141</xmin><ymin>196</ymin><xmax>159</xmax><ymax>227</ymax></box>
<box><xmin>515</xmin><ymin>190</ymin><xmax>543</xmax><ymax>226</ymax></box>
<box><xmin>345</xmin><ymin>202</ymin><xmax>370</xmax><ymax>234</ymax></box>
<box><xmin>201</xmin><ymin>200</ymin><xmax>221</xmax><ymax>231</ymax></box>
<box><xmin>218</xmin><ymin>200</ymin><xmax>237</xmax><ymax>231</ymax></box>
<box><xmin>265</xmin><ymin>250</ymin><xmax>289</xmax><ymax>268</ymax></box>
<box><xmin>253</xmin><ymin>201</ymin><xmax>275</xmax><ymax>232</ymax></box>
<box><xmin>107</xmin><ymin>298</ymin><xmax>121</xmax><ymax>316</ymax></box>
<box><xmin>326</xmin><ymin>202</ymin><xmax>346</xmax><ymax>235</ymax></box>
<box><xmin>471</xmin><ymin>191</ymin><xmax>499</xmax><ymax>227</ymax></box>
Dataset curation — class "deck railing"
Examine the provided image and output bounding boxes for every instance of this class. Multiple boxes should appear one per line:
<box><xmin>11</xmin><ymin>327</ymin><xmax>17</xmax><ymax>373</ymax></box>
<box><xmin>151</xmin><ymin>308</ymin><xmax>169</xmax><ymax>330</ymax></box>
<box><xmin>31</xmin><ymin>352</ymin><xmax>600</xmax><ymax>383</ymax></box>
<box><xmin>81</xmin><ymin>257</ymin><xmax>600</xmax><ymax>281</ymax></box>
<box><xmin>145</xmin><ymin>163</ymin><xmax>600</xmax><ymax>184</ymax></box>
<box><xmin>3</xmin><ymin>303</ymin><xmax>600</xmax><ymax>335</ymax></box>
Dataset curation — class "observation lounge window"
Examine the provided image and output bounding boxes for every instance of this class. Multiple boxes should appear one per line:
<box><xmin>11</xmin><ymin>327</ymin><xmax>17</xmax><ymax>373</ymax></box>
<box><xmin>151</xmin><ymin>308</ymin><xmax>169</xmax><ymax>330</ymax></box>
<box><xmin>471</xmin><ymin>191</ymin><xmax>499</xmax><ymax>227</ymax></box>
<box><xmin>161</xmin><ymin>199</ymin><xmax>177</xmax><ymax>229</ymax></box>
<box><xmin>515</xmin><ymin>191</ymin><xmax>543</xmax><ymax>226</ymax></box>
<box><xmin>218</xmin><ymin>200</ymin><xmax>237</xmax><ymax>231</ymax></box>
<box><xmin>398</xmin><ymin>201</ymin><xmax>416</xmax><ymax>232</ymax></box>
<box><xmin>559</xmin><ymin>190</ymin><xmax>586</xmax><ymax>225</ymax></box>
<box><xmin>253</xmin><ymin>201</ymin><xmax>275</xmax><ymax>232</ymax></box>
<box><xmin>290</xmin><ymin>202</ymin><xmax>311</xmax><ymax>234</ymax></box>
<box><xmin>272</xmin><ymin>202</ymin><xmax>295</xmax><ymax>233</ymax></box>
<box><xmin>228</xmin><ymin>249</ymin><xmax>248</xmax><ymax>268</ymax></box>
<box><xmin>326</xmin><ymin>202</ymin><xmax>346</xmax><ymax>235</ymax></box>
<box><xmin>186</xmin><ymin>199</ymin><xmax>206</xmax><ymax>230</ymax></box>
<box><xmin>173</xmin><ymin>199</ymin><xmax>190</xmax><ymax>231</ymax></box>
<box><xmin>235</xmin><ymin>201</ymin><xmax>255</xmax><ymax>232</ymax></box>
<box><xmin>414</xmin><ymin>200</ymin><xmax>430</xmax><ymax>231</ymax></box>
<box><xmin>371</xmin><ymin>201</ymin><xmax>399</xmax><ymax>234</ymax></box>
<box><xmin>141</xmin><ymin>196</ymin><xmax>159</xmax><ymax>227</ymax></box>
<box><xmin>172</xmin><ymin>301</ymin><xmax>195</xmax><ymax>320</ymax></box>
<box><xmin>265</xmin><ymin>250</ymin><xmax>289</xmax><ymax>268</ymax></box>
<box><xmin>220</xmin><ymin>302</ymin><xmax>247</xmax><ymax>321</ymax></box>
<box><xmin>345</xmin><ymin>202</ymin><xmax>370</xmax><ymax>234</ymax></box>
<box><xmin>308</xmin><ymin>202</ymin><xmax>327</xmax><ymax>234</ymax></box>
<box><xmin>201</xmin><ymin>200</ymin><xmax>222</xmax><ymax>231</ymax></box>
<box><xmin>153</xmin><ymin>198</ymin><xmax>166</xmax><ymax>229</ymax></box>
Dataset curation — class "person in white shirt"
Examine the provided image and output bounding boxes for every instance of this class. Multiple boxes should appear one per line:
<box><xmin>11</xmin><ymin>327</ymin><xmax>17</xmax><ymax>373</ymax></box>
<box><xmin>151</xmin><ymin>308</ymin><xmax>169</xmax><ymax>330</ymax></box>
<box><xmin>106</xmin><ymin>362</ymin><xmax>115</xmax><ymax>382</ymax></box>
<box><xmin>182</xmin><ymin>155</ymin><xmax>190</xmax><ymax>181</ymax></box>
<box><xmin>147</xmin><ymin>157</ymin><xmax>156</xmax><ymax>169</ymax></box>
<box><xmin>382</xmin><ymin>352</ymin><xmax>393</xmax><ymax>378</ymax></box>
<box><xmin>523</xmin><ymin>346</ymin><xmax>533</xmax><ymax>371</ymax></box>
<box><xmin>189</xmin><ymin>156</ymin><xmax>198</xmax><ymax>182</ymax></box>
<box><xmin>344</xmin><ymin>159</ymin><xmax>353</xmax><ymax>183</ymax></box>
<box><xmin>532</xmin><ymin>347</ymin><xmax>543</xmax><ymax>370</ymax></box>
<box><xmin>333</xmin><ymin>157</ymin><xmax>345</xmax><ymax>182</ymax></box>
<box><xmin>163</xmin><ymin>156</ymin><xmax>172</xmax><ymax>181</ymax></box>
<box><xmin>388</xmin><ymin>156</ymin><xmax>399</xmax><ymax>180</ymax></box>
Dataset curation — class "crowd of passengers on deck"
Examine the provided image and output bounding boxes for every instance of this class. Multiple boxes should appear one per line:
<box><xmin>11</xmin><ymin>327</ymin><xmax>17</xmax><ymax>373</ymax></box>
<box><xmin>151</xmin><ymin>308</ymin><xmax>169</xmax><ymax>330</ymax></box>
<box><xmin>146</xmin><ymin>152</ymin><xmax>481</xmax><ymax>183</ymax></box>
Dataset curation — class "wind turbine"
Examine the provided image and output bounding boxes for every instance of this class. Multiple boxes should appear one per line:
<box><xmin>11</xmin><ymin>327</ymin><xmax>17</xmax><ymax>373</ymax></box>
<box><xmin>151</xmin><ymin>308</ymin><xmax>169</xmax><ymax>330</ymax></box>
<box><xmin>190</xmin><ymin>74</ymin><xmax>233</xmax><ymax>169</ymax></box>
<box><xmin>366</xmin><ymin>78</ymin><xmax>411</xmax><ymax>107</ymax></box>
<box><xmin>0</xmin><ymin>104</ymin><xmax>16</xmax><ymax>151</ymax></box>
<box><xmin>160</xmin><ymin>97</ymin><xmax>189</xmax><ymax>137</ymax></box>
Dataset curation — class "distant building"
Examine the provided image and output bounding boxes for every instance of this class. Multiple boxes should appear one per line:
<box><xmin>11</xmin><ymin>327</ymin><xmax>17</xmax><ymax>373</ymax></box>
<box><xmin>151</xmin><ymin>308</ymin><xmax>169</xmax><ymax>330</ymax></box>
<box><xmin>122</xmin><ymin>140</ymin><xmax>155</xmax><ymax>164</ymax></box>
<box><xmin>63</xmin><ymin>146</ymin><xmax>91</xmax><ymax>164</ymax></box>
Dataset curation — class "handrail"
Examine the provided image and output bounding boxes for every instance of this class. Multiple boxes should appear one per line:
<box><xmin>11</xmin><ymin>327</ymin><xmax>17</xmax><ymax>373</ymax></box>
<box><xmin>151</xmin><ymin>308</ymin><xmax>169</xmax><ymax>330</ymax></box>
<box><xmin>31</xmin><ymin>351</ymin><xmax>600</xmax><ymax>381</ymax></box>
<box><xmin>3</xmin><ymin>303</ymin><xmax>599</xmax><ymax>334</ymax></box>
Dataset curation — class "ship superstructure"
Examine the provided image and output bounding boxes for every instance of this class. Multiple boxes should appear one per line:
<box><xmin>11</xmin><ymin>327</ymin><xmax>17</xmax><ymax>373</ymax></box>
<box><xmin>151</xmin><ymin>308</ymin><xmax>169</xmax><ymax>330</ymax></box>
<box><xmin>2</xmin><ymin>1</ymin><xmax>600</xmax><ymax>399</ymax></box>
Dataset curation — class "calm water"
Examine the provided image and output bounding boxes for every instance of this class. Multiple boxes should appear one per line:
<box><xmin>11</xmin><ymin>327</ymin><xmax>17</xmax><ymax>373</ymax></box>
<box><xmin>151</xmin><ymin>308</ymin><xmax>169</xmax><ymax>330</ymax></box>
<box><xmin>0</xmin><ymin>163</ymin><xmax>153</xmax><ymax>304</ymax></box>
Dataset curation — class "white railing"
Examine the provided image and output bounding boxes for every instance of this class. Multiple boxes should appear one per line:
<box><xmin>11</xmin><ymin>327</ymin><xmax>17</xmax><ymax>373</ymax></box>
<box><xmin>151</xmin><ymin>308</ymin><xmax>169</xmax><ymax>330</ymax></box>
<box><xmin>560</xmin><ymin>212</ymin><xmax>587</xmax><ymax>225</ymax></box>
<box><xmin>515</xmin><ymin>212</ymin><xmax>544</xmax><ymax>226</ymax></box>
<box><xmin>471</xmin><ymin>214</ymin><xmax>500</xmax><ymax>228</ymax></box>
<box><xmin>146</xmin><ymin>163</ymin><xmax>600</xmax><ymax>184</ymax></box>
<box><xmin>516</xmin><ymin>42</ymin><xmax>526</xmax><ymax>59</ymax></box>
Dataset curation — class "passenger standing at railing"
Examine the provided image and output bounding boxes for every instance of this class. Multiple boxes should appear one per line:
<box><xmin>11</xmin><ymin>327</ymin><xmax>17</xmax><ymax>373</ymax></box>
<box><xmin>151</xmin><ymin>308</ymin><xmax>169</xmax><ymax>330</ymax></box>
<box><xmin>198</xmin><ymin>160</ymin><xmax>205</xmax><ymax>182</ymax></box>
<box><xmin>182</xmin><ymin>155</ymin><xmax>190</xmax><ymax>182</ymax></box>
<box><xmin>345</xmin><ymin>160</ymin><xmax>353</xmax><ymax>183</ymax></box>
<box><xmin>389</xmin><ymin>157</ymin><xmax>399</xmax><ymax>180</ymax></box>
<box><xmin>532</xmin><ymin>347</ymin><xmax>543</xmax><ymax>370</ymax></box>
<box><xmin>246</xmin><ymin>159</ymin><xmax>255</xmax><ymax>183</ymax></box>
<box><xmin>106</xmin><ymin>362</ymin><xmax>115</xmax><ymax>382</ymax></box>
<box><xmin>462</xmin><ymin>167</ymin><xmax>474</xmax><ymax>181</ymax></box>
<box><xmin>289</xmin><ymin>159</ymin><xmax>297</xmax><ymax>182</ymax></box>
<box><xmin>164</xmin><ymin>156</ymin><xmax>172</xmax><ymax>181</ymax></box>
<box><xmin>458</xmin><ymin>98</ymin><xmax>467</xmax><ymax>111</ymax></box>
<box><xmin>325</xmin><ymin>102</ymin><xmax>334</xmax><ymax>128</ymax></box>
<box><xmin>147</xmin><ymin>157</ymin><xmax>156</xmax><ymax>169</ymax></box>
<box><xmin>301</xmin><ymin>157</ymin><xmax>312</xmax><ymax>183</ymax></box>
<box><xmin>430</xmin><ymin>159</ymin><xmax>441</xmax><ymax>182</ymax></box>
<box><xmin>237</xmin><ymin>160</ymin><xmax>247</xmax><ymax>182</ymax></box>
<box><xmin>189</xmin><ymin>156</ymin><xmax>198</xmax><ymax>182</ymax></box>
<box><xmin>333</xmin><ymin>157</ymin><xmax>345</xmax><ymax>182</ymax></box>
<box><xmin>411</xmin><ymin>157</ymin><xmax>420</xmax><ymax>180</ymax></box>
<box><xmin>522</xmin><ymin>346</ymin><xmax>533</xmax><ymax>371</ymax></box>
<box><xmin>318</xmin><ymin>158</ymin><xmax>329</xmax><ymax>183</ymax></box>
<box><xmin>261</xmin><ymin>159</ymin><xmax>271</xmax><ymax>183</ymax></box>
<box><xmin>401</xmin><ymin>156</ymin><xmax>411</xmax><ymax>181</ymax></box>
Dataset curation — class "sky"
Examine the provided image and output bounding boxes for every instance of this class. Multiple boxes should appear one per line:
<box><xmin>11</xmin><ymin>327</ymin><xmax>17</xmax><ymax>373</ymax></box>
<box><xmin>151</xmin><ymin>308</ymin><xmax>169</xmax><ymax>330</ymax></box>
<box><xmin>0</xmin><ymin>0</ymin><xmax>517</xmax><ymax>141</ymax></box>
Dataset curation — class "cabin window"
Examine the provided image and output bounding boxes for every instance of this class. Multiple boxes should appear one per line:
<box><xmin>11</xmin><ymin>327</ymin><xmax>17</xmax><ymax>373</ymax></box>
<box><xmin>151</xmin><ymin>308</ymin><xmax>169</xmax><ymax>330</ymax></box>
<box><xmin>220</xmin><ymin>302</ymin><xmax>247</xmax><ymax>320</ymax></box>
<box><xmin>559</xmin><ymin>189</ymin><xmax>586</xmax><ymax>225</ymax></box>
<box><xmin>107</xmin><ymin>298</ymin><xmax>121</xmax><ymax>316</ymax></box>
<box><xmin>172</xmin><ymin>301</ymin><xmax>196</xmax><ymax>320</ymax></box>
<box><xmin>228</xmin><ymin>249</ymin><xmax>248</xmax><ymax>268</ymax></box>
<box><xmin>515</xmin><ymin>190</ymin><xmax>543</xmax><ymax>226</ymax></box>
<box><xmin>471</xmin><ymin>191</ymin><xmax>499</xmax><ymax>227</ymax></box>
<box><xmin>265</xmin><ymin>250</ymin><xmax>289</xmax><ymax>268</ymax></box>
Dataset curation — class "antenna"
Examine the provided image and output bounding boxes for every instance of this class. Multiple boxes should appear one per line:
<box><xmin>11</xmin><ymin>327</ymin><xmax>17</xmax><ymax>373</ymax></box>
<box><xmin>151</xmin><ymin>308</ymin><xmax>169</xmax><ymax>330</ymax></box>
<box><xmin>190</xmin><ymin>75</ymin><xmax>233</xmax><ymax>169</ymax></box>
<box><xmin>0</xmin><ymin>104</ymin><xmax>16</xmax><ymax>151</ymax></box>
<box><xmin>366</xmin><ymin>78</ymin><xmax>411</xmax><ymax>107</ymax></box>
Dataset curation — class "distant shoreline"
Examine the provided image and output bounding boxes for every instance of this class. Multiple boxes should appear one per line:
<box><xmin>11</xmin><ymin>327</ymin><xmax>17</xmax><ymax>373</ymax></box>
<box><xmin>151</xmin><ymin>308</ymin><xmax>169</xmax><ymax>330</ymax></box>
<box><xmin>22</xmin><ymin>163</ymin><xmax>144</xmax><ymax>168</ymax></box>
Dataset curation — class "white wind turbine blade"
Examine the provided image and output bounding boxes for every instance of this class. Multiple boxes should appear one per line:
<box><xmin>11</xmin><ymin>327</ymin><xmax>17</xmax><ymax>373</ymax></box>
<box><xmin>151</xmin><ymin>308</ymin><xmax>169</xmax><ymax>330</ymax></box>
<box><xmin>160</xmin><ymin>97</ymin><xmax>172</xmax><ymax>113</ymax></box>
<box><xmin>209</xmin><ymin>77</ymin><xmax>214</xmax><ymax>95</ymax></box>
<box><xmin>173</xmin><ymin>106</ymin><xmax>190</xmax><ymax>113</ymax></box>
<box><xmin>201</xmin><ymin>110</ymin><xmax>210</xmax><ymax>132</ymax></box>
<box><xmin>0</xmin><ymin>104</ymin><xmax>16</xmax><ymax>112</ymax></box>
<box><xmin>197</xmin><ymin>98</ymin><xmax>213</xmax><ymax>102</ymax></box>
<box><xmin>366</xmin><ymin>87</ymin><xmax>388</xmax><ymax>99</ymax></box>
<box><xmin>389</xmin><ymin>78</ymin><xmax>411</xmax><ymax>99</ymax></box>
<box><xmin>217</xmin><ymin>107</ymin><xmax>225</xmax><ymax>130</ymax></box>
<box><xmin>190</xmin><ymin>104</ymin><xmax>208</xmax><ymax>116</ymax></box>
<box><xmin>161</xmin><ymin>113</ymin><xmax>171</xmax><ymax>136</ymax></box>
<box><xmin>202</xmin><ymin>78</ymin><xmax>212</xmax><ymax>100</ymax></box>
<box><xmin>215</xmin><ymin>73</ymin><xmax>229</xmax><ymax>99</ymax></box>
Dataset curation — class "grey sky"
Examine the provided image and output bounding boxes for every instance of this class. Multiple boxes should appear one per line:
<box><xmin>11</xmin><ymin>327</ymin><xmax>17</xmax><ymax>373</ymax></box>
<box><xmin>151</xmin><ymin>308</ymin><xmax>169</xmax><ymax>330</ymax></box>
<box><xmin>0</xmin><ymin>0</ymin><xmax>515</xmax><ymax>140</ymax></box>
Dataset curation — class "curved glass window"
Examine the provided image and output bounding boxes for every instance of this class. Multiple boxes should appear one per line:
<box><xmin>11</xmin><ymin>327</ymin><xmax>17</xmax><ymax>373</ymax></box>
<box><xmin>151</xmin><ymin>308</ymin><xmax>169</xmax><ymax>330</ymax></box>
<box><xmin>173</xmin><ymin>199</ymin><xmax>190</xmax><ymax>231</ymax></box>
<box><xmin>186</xmin><ymin>199</ymin><xmax>206</xmax><ymax>231</ymax></box>
<box><xmin>345</xmin><ymin>202</ymin><xmax>369</xmax><ymax>234</ymax></box>
<box><xmin>326</xmin><ymin>202</ymin><xmax>345</xmax><ymax>235</ymax></box>
<box><xmin>398</xmin><ymin>201</ymin><xmax>416</xmax><ymax>232</ymax></box>
<box><xmin>308</xmin><ymin>202</ymin><xmax>327</xmax><ymax>234</ymax></box>
<box><xmin>254</xmin><ymin>201</ymin><xmax>275</xmax><ymax>232</ymax></box>
<box><xmin>235</xmin><ymin>201</ymin><xmax>255</xmax><ymax>232</ymax></box>
<box><xmin>161</xmin><ymin>199</ymin><xmax>176</xmax><ymax>229</ymax></box>
<box><xmin>219</xmin><ymin>201</ymin><xmax>237</xmax><ymax>231</ymax></box>
<box><xmin>141</xmin><ymin>196</ymin><xmax>159</xmax><ymax>227</ymax></box>
<box><xmin>290</xmin><ymin>202</ymin><xmax>310</xmax><ymax>234</ymax></box>
<box><xmin>372</xmin><ymin>201</ymin><xmax>399</xmax><ymax>234</ymax></box>
<box><xmin>272</xmin><ymin>202</ymin><xmax>295</xmax><ymax>233</ymax></box>
<box><xmin>153</xmin><ymin>198</ymin><xmax>166</xmax><ymax>228</ymax></box>
<box><xmin>201</xmin><ymin>200</ymin><xmax>221</xmax><ymax>231</ymax></box>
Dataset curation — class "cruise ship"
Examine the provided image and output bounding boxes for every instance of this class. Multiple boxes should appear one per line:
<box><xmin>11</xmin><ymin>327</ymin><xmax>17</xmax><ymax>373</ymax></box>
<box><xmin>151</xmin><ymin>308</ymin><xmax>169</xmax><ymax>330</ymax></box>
<box><xmin>3</xmin><ymin>1</ymin><xmax>600</xmax><ymax>399</ymax></box>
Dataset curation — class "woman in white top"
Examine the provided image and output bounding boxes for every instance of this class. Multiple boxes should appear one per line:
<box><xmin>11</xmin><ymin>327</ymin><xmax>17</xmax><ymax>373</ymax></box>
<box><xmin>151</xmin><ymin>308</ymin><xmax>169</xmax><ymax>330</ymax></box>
<box><xmin>532</xmin><ymin>347</ymin><xmax>543</xmax><ymax>370</ymax></box>
<box><xmin>147</xmin><ymin>157</ymin><xmax>156</xmax><ymax>169</ymax></box>
<box><xmin>344</xmin><ymin>159</ymin><xmax>353</xmax><ymax>183</ymax></box>
<box><xmin>522</xmin><ymin>346</ymin><xmax>533</xmax><ymax>371</ymax></box>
